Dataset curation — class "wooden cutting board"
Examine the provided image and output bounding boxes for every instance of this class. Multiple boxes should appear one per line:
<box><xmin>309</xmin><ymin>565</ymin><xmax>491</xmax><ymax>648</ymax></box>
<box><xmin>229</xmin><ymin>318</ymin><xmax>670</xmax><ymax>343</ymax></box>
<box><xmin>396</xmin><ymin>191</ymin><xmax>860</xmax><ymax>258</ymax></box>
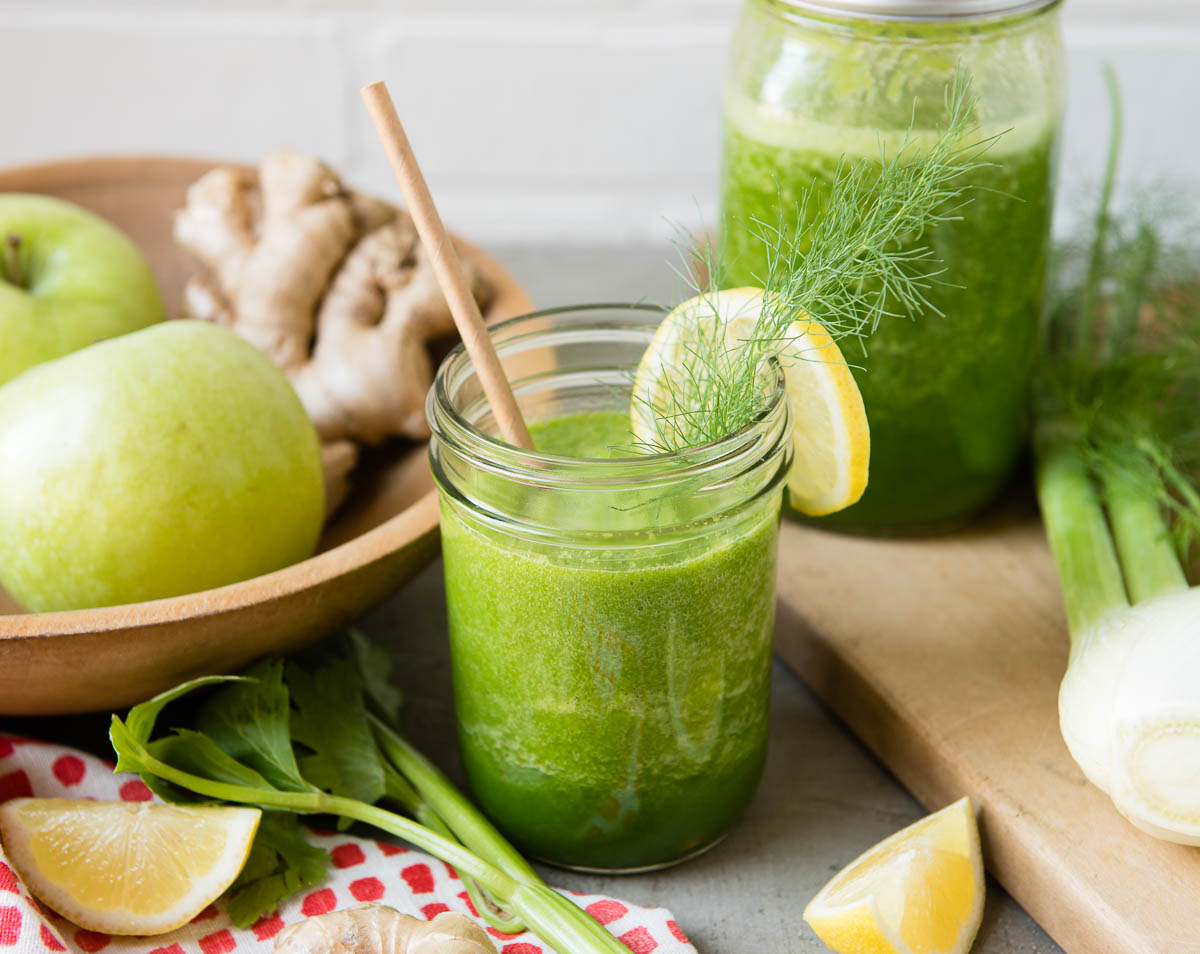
<box><xmin>774</xmin><ymin>492</ymin><xmax>1200</xmax><ymax>954</ymax></box>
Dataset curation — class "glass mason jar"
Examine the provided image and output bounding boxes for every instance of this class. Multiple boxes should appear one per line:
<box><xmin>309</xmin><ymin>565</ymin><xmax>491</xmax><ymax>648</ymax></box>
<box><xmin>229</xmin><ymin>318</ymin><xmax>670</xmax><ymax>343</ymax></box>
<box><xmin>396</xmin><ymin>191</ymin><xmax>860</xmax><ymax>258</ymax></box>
<box><xmin>428</xmin><ymin>305</ymin><xmax>792</xmax><ymax>872</ymax></box>
<box><xmin>721</xmin><ymin>0</ymin><xmax>1065</xmax><ymax>533</ymax></box>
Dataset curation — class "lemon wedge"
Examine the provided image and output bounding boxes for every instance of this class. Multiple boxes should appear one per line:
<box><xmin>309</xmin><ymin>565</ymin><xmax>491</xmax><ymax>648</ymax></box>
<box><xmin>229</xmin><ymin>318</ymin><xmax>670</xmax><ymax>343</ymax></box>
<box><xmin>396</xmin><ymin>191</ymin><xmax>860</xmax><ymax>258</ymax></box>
<box><xmin>803</xmin><ymin>797</ymin><xmax>985</xmax><ymax>954</ymax></box>
<box><xmin>0</xmin><ymin>798</ymin><xmax>260</xmax><ymax>935</ymax></box>
<box><xmin>631</xmin><ymin>288</ymin><xmax>869</xmax><ymax>515</ymax></box>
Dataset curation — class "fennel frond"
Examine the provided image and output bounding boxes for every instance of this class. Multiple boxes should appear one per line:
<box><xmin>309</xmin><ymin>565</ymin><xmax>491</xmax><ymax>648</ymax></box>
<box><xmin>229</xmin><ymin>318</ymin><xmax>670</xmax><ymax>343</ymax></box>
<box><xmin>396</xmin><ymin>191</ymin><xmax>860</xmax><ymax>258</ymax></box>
<box><xmin>642</xmin><ymin>77</ymin><xmax>992</xmax><ymax>453</ymax></box>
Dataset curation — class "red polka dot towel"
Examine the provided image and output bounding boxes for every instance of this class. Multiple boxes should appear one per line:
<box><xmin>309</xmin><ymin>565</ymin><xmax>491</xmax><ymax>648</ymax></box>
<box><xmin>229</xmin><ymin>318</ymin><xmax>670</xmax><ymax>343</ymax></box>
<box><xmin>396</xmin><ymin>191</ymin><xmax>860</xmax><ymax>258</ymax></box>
<box><xmin>0</xmin><ymin>737</ymin><xmax>697</xmax><ymax>954</ymax></box>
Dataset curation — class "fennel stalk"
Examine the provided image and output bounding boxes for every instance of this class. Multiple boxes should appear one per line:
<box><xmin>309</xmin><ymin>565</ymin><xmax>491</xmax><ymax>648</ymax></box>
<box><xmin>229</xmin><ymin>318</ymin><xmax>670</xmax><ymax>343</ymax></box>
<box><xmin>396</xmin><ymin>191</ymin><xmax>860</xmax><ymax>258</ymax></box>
<box><xmin>1035</xmin><ymin>68</ymin><xmax>1200</xmax><ymax>844</ymax></box>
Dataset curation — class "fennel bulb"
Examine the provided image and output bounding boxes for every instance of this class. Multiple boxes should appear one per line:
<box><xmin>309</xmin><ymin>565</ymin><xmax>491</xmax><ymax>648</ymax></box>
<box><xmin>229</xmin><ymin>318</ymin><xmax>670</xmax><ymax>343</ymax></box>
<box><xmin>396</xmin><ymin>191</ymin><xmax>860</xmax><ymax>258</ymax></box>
<box><xmin>1039</xmin><ymin>435</ymin><xmax>1200</xmax><ymax>844</ymax></box>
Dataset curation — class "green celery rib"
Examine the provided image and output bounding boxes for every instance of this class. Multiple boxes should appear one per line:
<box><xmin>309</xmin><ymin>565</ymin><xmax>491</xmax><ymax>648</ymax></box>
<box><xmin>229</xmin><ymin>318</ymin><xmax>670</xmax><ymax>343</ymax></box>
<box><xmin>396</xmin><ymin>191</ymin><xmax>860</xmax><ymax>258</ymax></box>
<box><xmin>370</xmin><ymin>715</ymin><xmax>540</xmax><ymax>884</ymax></box>
<box><xmin>1034</xmin><ymin>429</ymin><xmax>1130</xmax><ymax>634</ymax></box>
<box><xmin>1102</xmin><ymin>469</ymin><xmax>1188</xmax><ymax>604</ymax></box>
<box><xmin>370</xmin><ymin>717</ymin><xmax>640</xmax><ymax>953</ymax></box>
<box><xmin>381</xmin><ymin>762</ymin><xmax>526</xmax><ymax>935</ymax></box>
<box><xmin>509</xmin><ymin>883</ymin><xmax>634</xmax><ymax>954</ymax></box>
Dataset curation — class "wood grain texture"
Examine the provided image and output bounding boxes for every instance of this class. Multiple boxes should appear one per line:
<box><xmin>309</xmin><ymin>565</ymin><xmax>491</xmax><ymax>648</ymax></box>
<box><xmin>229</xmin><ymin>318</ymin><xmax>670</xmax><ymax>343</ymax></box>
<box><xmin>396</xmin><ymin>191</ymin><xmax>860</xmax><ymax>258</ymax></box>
<box><xmin>774</xmin><ymin>494</ymin><xmax>1200</xmax><ymax>954</ymax></box>
<box><xmin>0</xmin><ymin>155</ymin><xmax>533</xmax><ymax>716</ymax></box>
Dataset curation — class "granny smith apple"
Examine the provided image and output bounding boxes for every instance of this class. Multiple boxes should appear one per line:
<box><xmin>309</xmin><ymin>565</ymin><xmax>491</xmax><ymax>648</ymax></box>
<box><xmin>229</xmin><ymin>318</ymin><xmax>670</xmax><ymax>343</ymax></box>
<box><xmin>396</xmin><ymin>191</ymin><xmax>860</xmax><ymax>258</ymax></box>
<box><xmin>0</xmin><ymin>193</ymin><xmax>165</xmax><ymax>387</ymax></box>
<box><xmin>0</xmin><ymin>320</ymin><xmax>324</xmax><ymax>611</ymax></box>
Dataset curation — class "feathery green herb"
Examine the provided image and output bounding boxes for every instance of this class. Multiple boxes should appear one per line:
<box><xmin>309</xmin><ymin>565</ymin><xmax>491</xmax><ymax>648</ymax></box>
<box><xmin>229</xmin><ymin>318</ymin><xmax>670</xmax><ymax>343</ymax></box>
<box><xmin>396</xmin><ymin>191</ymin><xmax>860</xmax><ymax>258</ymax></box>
<box><xmin>1037</xmin><ymin>66</ymin><xmax>1200</xmax><ymax>586</ymax></box>
<box><xmin>642</xmin><ymin>78</ymin><xmax>993</xmax><ymax>452</ymax></box>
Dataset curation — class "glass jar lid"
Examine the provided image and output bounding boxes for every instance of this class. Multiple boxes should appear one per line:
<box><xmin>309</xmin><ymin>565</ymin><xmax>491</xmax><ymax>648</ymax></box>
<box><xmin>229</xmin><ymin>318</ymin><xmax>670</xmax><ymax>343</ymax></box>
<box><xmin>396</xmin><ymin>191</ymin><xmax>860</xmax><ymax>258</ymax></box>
<box><xmin>779</xmin><ymin>0</ymin><xmax>1058</xmax><ymax>19</ymax></box>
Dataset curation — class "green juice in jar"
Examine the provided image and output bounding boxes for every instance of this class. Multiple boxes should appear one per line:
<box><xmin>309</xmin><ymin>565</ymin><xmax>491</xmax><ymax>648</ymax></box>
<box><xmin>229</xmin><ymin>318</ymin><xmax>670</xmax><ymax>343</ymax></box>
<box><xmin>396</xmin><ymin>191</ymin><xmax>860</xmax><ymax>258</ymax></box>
<box><xmin>440</xmin><ymin>410</ymin><xmax>779</xmax><ymax>871</ymax></box>
<box><xmin>430</xmin><ymin>308</ymin><xmax>793</xmax><ymax>872</ymax></box>
<box><xmin>720</xmin><ymin>1</ymin><xmax>1064</xmax><ymax>532</ymax></box>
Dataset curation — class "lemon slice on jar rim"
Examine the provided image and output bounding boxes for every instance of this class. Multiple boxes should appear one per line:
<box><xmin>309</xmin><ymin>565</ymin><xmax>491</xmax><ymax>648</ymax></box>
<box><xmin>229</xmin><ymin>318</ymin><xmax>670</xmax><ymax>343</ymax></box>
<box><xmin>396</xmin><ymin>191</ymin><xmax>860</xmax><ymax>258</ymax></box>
<box><xmin>0</xmin><ymin>797</ymin><xmax>261</xmax><ymax>936</ymax></box>
<box><xmin>631</xmin><ymin>287</ymin><xmax>869</xmax><ymax>516</ymax></box>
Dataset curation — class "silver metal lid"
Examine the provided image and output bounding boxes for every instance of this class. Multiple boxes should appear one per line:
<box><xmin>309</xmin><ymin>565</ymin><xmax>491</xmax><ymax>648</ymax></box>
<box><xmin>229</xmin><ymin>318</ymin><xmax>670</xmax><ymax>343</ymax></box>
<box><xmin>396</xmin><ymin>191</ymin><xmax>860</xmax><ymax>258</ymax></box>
<box><xmin>780</xmin><ymin>0</ymin><xmax>1059</xmax><ymax>20</ymax></box>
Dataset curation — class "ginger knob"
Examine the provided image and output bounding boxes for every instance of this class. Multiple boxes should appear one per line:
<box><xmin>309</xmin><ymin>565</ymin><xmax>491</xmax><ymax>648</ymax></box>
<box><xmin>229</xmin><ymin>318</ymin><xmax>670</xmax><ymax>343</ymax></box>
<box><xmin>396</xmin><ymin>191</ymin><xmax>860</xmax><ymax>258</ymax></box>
<box><xmin>274</xmin><ymin>905</ymin><xmax>497</xmax><ymax>954</ymax></box>
<box><xmin>174</xmin><ymin>148</ymin><xmax>495</xmax><ymax>515</ymax></box>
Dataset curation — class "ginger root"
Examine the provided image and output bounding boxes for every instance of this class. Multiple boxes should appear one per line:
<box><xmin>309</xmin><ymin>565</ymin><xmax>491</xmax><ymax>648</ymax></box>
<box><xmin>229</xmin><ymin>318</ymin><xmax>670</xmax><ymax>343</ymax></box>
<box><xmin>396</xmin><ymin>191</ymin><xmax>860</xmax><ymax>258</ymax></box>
<box><xmin>274</xmin><ymin>905</ymin><xmax>496</xmax><ymax>954</ymax></box>
<box><xmin>174</xmin><ymin>149</ymin><xmax>495</xmax><ymax>514</ymax></box>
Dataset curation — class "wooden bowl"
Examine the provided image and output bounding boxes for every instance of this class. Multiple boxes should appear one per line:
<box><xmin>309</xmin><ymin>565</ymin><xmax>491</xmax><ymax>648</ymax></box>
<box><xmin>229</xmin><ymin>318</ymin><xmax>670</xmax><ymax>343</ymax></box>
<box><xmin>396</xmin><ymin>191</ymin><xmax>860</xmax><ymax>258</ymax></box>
<box><xmin>0</xmin><ymin>156</ymin><xmax>533</xmax><ymax>716</ymax></box>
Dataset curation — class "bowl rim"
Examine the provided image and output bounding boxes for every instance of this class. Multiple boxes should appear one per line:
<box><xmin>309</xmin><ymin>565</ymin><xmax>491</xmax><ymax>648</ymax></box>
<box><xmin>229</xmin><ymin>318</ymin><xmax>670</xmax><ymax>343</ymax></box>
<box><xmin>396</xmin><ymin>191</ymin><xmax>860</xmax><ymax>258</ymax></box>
<box><xmin>0</xmin><ymin>154</ymin><xmax>534</xmax><ymax>636</ymax></box>
<box><xmin>0</xmin><ymin>494</ymin><xmax>443</xmax><ymax>636</ymax></box>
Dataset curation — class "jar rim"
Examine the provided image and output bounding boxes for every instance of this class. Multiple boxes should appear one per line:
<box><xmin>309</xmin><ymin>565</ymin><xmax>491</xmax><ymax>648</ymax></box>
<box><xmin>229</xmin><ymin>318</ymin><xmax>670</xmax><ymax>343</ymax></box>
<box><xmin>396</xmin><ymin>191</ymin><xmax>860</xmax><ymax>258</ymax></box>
<box><xmin>427</xmin><ymin>303</ymin><xmax>791</xmax><ymax>492</ymax></box>
<box><xmin>766</xmin><ymin>0</ymin><xmax>1059</xmax><ymax>21</ymax></box>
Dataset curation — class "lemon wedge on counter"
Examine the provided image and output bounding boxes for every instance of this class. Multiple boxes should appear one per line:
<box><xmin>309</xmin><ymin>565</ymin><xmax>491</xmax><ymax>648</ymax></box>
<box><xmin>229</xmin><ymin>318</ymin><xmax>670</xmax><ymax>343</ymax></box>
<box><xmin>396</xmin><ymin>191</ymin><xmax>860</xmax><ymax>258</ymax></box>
<box><xmin>803</xmin><ymin>797</ymin><xmax>985</xmax><ymax>954</ymax></box>
<box><xmin>0</xmin><ymin>798</ymin><xmax>260</xmax><ymax>935</ymax></box>
<box><xmin>631</xmin><ymin>287</ymin><xmax>869</xmax><ymax>515</ymax></box>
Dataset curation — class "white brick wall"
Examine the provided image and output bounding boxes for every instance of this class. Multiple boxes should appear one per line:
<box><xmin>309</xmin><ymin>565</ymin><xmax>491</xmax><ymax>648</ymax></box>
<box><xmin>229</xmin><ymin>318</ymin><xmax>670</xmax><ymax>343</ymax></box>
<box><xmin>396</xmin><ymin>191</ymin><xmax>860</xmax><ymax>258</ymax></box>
<box><xmin>2</xmin><ymin>1</ymin><xmax>1198</xmax><ymax>242</ymax></box>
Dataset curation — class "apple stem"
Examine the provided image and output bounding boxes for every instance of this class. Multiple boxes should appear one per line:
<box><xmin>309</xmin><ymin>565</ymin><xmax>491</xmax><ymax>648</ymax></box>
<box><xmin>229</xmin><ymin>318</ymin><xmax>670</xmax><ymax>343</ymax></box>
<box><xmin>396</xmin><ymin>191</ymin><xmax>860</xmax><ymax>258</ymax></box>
<box><xmin>4</xmin><ymin>234</ymin><xmax>21</xmax><ymax>288</ymax></box>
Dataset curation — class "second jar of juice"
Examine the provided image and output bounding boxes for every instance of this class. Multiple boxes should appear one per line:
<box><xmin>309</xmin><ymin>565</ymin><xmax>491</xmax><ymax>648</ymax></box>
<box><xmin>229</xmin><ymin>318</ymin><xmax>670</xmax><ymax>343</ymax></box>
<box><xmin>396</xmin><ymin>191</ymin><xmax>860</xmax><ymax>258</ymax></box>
<box><xmin>721</xmin><ymin>0</ymin><xmax>1065</xmax><ymax>532</ymax></box>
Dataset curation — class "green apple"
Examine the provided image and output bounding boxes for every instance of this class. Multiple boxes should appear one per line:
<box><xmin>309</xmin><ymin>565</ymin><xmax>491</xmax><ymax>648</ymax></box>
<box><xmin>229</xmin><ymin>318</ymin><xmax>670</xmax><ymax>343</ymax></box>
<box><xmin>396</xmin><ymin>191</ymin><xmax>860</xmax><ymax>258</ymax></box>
<box><xmin>0</xmin><ymin>193</ymin><xmax>165</xmax><ymax>387</ymax></box>
<box><xmin>0</xmin><ymin>320</ymin><xmax>324</xmax><ymax>611</ymax></box>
